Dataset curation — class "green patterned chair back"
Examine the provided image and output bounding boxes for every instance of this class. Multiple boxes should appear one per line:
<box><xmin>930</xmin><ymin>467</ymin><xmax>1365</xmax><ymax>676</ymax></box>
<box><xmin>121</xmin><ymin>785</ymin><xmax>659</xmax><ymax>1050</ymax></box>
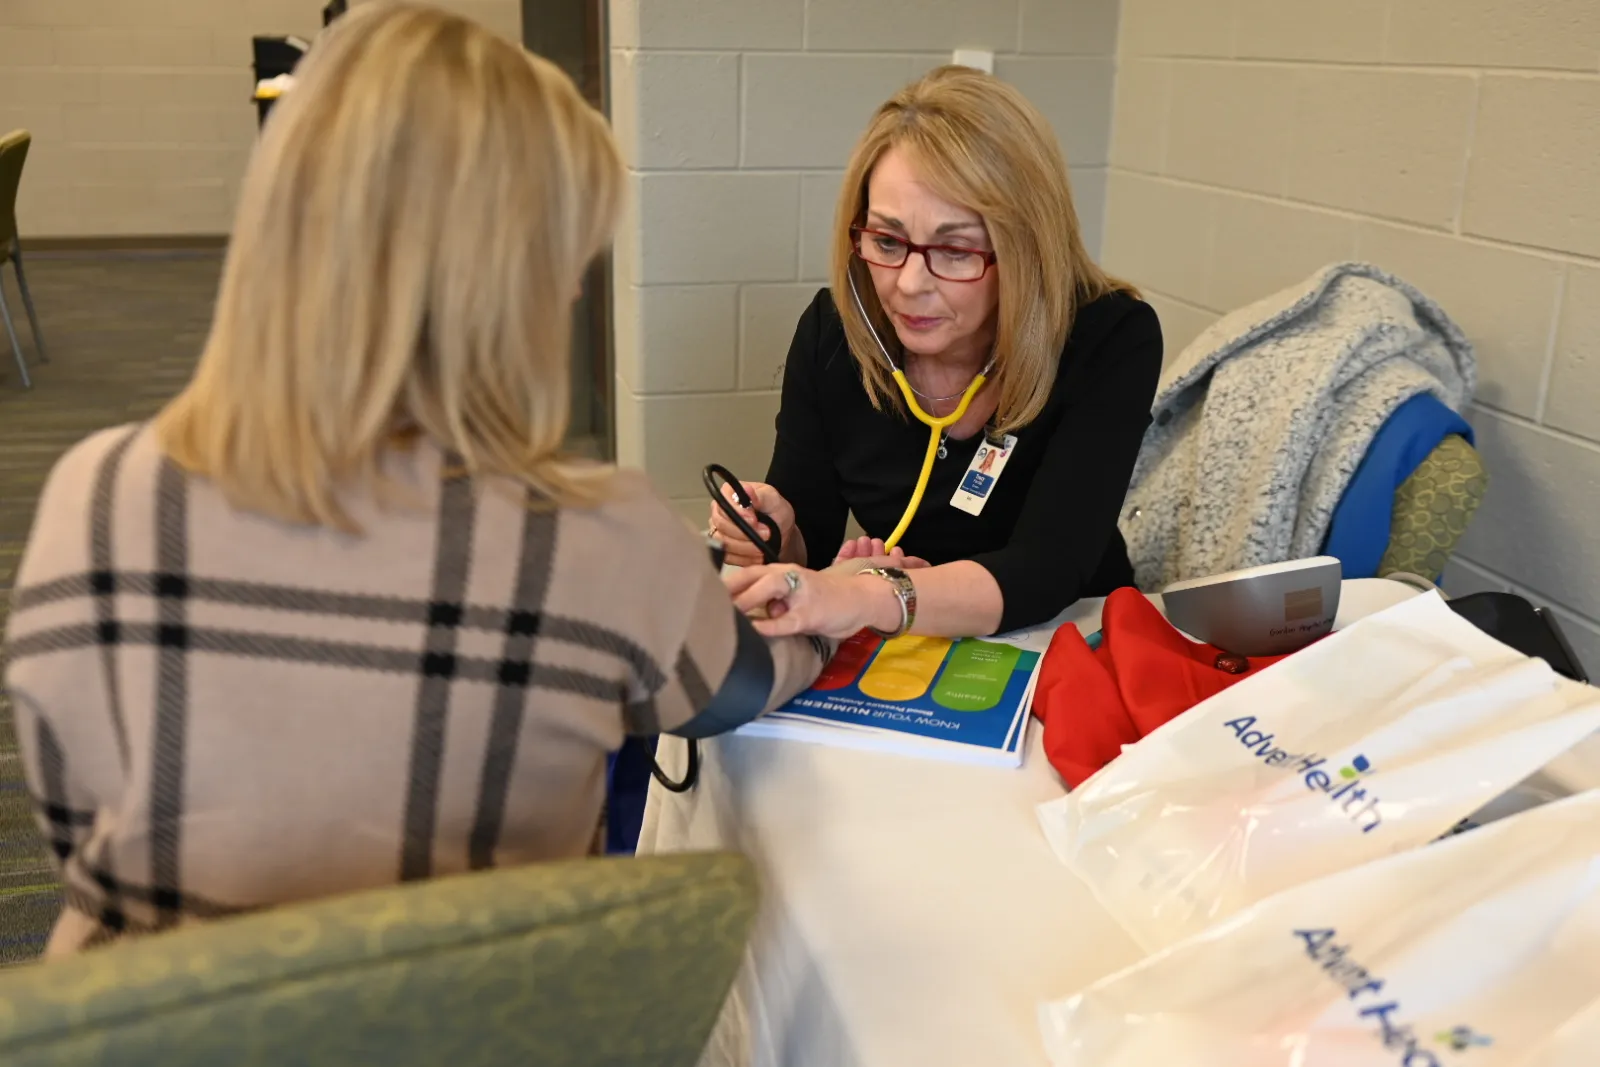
<box><xmin>1379</xmin><ymin>434</ymin><xmax>1489</xmax><ymax>584</ymax></box>
<box><xmin>0</xmin><ymin>851</ymin><xmax>757</xmax><ymax>1067</ymax></box>
<box><xmin>0</xmin><ymin>129</ymin><xmax>28</xmax><ymax>250</ymax></box>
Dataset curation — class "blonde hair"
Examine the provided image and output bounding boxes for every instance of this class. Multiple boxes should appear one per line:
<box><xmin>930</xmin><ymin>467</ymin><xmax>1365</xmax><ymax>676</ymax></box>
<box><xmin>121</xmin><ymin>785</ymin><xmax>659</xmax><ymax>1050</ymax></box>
<box><xmin>158</xmin><ymin>1</ymin><xmax>623</xmax><ymax>529</ymax></box>
<box><xmin>830</xmin><ymin>65</ymin><xmax>1137</xmax><ymax>434</ymax></box>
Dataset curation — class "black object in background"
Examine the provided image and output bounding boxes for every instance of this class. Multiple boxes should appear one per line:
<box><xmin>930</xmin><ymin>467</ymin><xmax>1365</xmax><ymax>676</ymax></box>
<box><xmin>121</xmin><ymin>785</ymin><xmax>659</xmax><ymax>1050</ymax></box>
<box><xmin>323</xmin><ymin>0</ymin><xmax>348</xmax><ymax>26</ymax></box>
<box><xmin>1448</xmin><ymin>592</ymin><xmax>1588</xmax><ymax>683</ymax></box>
<box><xmin>250</xmin><ymin>35</ymin><xmax>306</xmax><ymax>128</ymax></box>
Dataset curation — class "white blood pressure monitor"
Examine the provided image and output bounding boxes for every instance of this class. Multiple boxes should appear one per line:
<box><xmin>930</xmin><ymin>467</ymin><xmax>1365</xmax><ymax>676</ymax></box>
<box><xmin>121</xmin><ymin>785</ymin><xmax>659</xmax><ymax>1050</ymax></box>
<box><xmin>1161</xmin><ymin>556</ymin><xmax>1343</xmax><ymax>657</ymax></box>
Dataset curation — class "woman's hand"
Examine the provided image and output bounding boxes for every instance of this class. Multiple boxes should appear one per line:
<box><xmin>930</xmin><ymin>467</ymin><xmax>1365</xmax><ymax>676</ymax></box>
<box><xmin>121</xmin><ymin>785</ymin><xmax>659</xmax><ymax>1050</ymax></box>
<box><xmin>723</xmin><ymin>564</ymin><xmax>902</xmax><ymax>639</ymax></box>
<box><xmin>833</xmin><ymin>536</ymin><xmax>929</xmax><ymax>570</ymax></box>
<box><xmin>709</xmin><ymin>481</ymin><xmax>799</xmax><ymax>568</ymax></box>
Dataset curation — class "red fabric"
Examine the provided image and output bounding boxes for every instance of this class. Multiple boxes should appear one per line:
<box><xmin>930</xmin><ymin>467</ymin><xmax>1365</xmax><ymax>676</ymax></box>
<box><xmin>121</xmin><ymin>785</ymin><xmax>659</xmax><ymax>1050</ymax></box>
<box><xmin>1032</xmin><ymin>588</ymin><xmax>1295</xmax><ymax>788</ymax></box>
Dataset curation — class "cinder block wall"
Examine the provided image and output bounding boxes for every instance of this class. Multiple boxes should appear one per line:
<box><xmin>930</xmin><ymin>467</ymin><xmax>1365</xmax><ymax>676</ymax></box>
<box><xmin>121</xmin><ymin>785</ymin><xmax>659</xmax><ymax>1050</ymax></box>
<box><xmin>1102</xmin><ymin>0</ymin><xmax>1600</xmax><ymax>668</ymax></box>
<box><xmin>608</xmin><ymin>0</ymin><xmax>1121</xmax><ymax>522</ymax></box>
<box><xmin>0</xmin><ymin>0</ymin><xmax>521</xmax><ymax>238</ymax></box>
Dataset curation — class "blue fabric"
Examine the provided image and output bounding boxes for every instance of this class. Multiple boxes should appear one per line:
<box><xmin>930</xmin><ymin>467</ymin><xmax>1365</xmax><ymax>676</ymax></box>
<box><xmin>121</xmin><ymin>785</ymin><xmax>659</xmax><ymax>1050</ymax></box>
<box><xmin>604</xmin><ymin>738</ymin><xmax>655</xmax><ymax>854</ymax></box>
<box><xmin>1323</xmin><ymin>393</ymin><xmax>1473</xmax><ymax>579</ymax></box>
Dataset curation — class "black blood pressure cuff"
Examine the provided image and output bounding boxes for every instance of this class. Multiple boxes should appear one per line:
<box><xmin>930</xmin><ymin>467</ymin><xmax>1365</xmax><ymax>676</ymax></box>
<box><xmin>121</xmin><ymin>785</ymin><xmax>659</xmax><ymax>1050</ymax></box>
<box><xmin>671</xmin><ymin>609</ymin><xmax>777</xmax><ymax>740</ymax></box>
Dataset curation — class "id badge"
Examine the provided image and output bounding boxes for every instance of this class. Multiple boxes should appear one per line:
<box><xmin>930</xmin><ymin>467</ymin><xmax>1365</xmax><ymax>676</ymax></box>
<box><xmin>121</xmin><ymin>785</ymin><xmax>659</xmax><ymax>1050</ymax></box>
<box><xmin>950</xmin><ymin>434</ymin><xmax>1017</xmax><ymax>516</ymax></box>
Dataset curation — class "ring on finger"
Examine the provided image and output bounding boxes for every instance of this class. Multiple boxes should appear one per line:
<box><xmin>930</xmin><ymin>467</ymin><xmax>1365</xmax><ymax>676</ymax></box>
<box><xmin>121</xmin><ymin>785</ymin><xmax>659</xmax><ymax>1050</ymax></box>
<box><xmin>783</xmin><ymin>570</ymin><xmax>802</xmax><ymax>596</ymax></box>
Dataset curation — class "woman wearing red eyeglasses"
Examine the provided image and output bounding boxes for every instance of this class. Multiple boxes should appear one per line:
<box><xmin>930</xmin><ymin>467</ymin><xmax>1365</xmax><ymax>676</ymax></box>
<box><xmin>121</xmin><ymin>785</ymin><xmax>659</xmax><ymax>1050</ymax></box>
<box><xmin>712</xmin><ymin>66</ymin><xmax>1163</xmax><ymax>642</ymax></box>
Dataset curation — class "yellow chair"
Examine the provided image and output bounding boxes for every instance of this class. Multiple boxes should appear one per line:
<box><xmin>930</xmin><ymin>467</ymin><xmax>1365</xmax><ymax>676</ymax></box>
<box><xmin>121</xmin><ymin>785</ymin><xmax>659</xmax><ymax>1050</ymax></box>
<box><xmin>0</xmin><ymin>128</ymin><xmax>48</xmax><ymax>389</ymax></box>
<box><xmin>1378</xmin><ymin>434</ymin><xmax>1489</xmax><ymax>584</ymax></box>
<box><xmin>0</xmin><ymin>851</ymin><xmax>756</xmax><ymax>1067</ymax></box>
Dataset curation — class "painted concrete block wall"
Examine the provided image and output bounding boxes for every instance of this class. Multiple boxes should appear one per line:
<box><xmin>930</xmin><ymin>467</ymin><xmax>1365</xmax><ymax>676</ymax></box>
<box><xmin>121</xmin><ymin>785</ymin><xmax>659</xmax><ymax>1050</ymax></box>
<box><xmin>1102</xmin><ymin>0</ymin><xmax>1600</xmax><ymax>667</ymax></box>
<box><xmin>609</xmin><ymin>0</ymin><xmax>1121</xmax><ymax>522</ymax></box>
<box><xmin>0</xmin><ymin>0</ymin><xmax>520</xmax><ymax>238</ymax></box>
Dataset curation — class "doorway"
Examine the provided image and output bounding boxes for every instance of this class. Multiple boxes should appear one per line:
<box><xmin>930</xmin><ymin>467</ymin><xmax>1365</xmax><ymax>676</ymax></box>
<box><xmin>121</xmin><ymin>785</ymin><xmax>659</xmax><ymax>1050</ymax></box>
<box><xmin>523</xmin><ymin>0</ymin><xmax>612</xmax><ymax>460</ymax></box>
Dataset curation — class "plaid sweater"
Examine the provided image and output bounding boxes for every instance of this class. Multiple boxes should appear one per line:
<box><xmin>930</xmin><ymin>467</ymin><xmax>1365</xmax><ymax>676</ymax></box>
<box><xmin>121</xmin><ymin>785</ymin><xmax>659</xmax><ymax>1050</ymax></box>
<box><xmin>3</xmin><ymin>425</ymin><xmax>826</xmax><ymax>955</ymax></box>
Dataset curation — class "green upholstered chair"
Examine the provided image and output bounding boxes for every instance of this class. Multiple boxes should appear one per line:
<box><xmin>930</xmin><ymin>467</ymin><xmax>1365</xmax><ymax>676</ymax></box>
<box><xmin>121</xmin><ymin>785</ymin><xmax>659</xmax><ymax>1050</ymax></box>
<box><xmin>1379</xmin><ymin>434</ymin><xmax>1489</xmax><ymax>584</ymax></box>
<box><xmin>0</xmin><ymin>851</ymin><xmax>756</xmax><ymax>1067</ymax></box>
<box><xmin>1</xmin><ymin>128</ymin><xmax>48</xmax><ymax>389</ymax></box>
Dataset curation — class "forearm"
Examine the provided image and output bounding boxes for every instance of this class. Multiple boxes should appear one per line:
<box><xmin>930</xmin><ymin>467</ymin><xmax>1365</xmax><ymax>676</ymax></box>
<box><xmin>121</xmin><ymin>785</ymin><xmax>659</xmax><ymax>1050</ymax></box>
<box><xmin>859</xmin><ymin>559</ymin><xmax>1005</xmax><ymax>639</ymax></box>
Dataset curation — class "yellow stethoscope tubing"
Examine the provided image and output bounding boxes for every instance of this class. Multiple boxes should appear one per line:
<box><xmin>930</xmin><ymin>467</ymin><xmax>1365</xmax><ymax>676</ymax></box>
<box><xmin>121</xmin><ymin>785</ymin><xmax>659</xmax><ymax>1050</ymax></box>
<box><xmin>848</xmin><ymin>264</ymin><xmax>994</xmax><ymax>551</ymax></box>
<box><xmin>883</xmin><ymin>368</ymin><xmax>987</xmax><ymax>549</ymax></box>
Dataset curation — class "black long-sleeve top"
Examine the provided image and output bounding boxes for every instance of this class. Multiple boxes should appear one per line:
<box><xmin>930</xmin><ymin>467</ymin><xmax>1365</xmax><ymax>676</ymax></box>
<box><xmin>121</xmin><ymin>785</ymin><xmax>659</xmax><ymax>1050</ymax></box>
<box><xmin>766</xmin><ymin>287</ymin><xmax>1163</xmax><ymax>634</ymax></box>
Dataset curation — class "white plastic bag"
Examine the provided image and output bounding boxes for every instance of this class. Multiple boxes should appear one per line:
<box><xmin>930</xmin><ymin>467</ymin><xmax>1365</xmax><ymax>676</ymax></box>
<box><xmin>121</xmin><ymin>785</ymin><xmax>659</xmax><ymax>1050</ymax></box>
<box><xmin>1517</xmin><ymin>993</ymin><xmax>1600</xmax><ymax>1067</ymax></box>
<box><xmin>1038</xmin><ymin>591</ymin><xmax>1600</xmax><ymax>950</ymax></box>
<box><xmin>1448</xmin><ymin>732</ymin><xmax>1600</xmax><ymax>836</ymax></box>
<box><xmin>1039</xmin><ymin>790</ymin><xmax>1600</xmax><ymax>1067</ymax></box>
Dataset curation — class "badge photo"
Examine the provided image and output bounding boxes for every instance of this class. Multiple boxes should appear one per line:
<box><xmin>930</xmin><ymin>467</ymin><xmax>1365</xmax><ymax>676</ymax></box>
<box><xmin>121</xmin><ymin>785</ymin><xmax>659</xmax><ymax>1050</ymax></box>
<box><xmin>951</xmin><ymin>434</ymin><xmax>1018</xmax><ymax>516</ymax></box>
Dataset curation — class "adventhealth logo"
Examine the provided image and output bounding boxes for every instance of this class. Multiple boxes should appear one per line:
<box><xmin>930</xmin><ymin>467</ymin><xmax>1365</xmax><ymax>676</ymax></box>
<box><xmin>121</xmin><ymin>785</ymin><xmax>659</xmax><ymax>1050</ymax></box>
<box><xmin>1223</xmin><ymin>716</ymin><xmax>1383</xmax><ymax>833</ymax></box>
<box><xmin>1294</xmin><ymin>927</ymin><xmax>1492</xmax><ymax>1065</ymax></box>
<box><xmin>1436</xmin><ymin>1026</ymin><xmax>1493</xmax><ymax>1052</ymax></box>
<box><xmin>1340</xmin><ymin>754</ymin><xmax>1372</xmax><ymax>779</ymax></box>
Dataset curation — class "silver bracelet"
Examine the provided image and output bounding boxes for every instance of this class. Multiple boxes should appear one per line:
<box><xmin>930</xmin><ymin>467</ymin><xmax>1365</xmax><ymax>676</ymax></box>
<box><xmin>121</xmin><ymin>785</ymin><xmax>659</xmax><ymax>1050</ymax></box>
<box><xmin>858</xmin><ymin>567</ymin><xmax>917</xmax><ymax>639</ymax></box>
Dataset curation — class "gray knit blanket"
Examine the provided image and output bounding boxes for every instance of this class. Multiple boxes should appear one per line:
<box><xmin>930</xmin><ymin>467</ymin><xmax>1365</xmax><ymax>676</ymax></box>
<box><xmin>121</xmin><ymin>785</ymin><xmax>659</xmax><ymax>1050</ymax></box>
<box><xmin>1119</xmin><ymin>262</ymin><xmax>1475</xmax><ymax>591</ymax></box>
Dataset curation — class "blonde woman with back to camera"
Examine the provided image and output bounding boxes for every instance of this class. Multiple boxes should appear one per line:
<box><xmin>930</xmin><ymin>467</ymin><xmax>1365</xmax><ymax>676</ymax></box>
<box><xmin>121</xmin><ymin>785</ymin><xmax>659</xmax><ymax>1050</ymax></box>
<box><xmin>2</xmin><ymin>2</ymin><xmax>829</xmax><ymax>956</ymax></box>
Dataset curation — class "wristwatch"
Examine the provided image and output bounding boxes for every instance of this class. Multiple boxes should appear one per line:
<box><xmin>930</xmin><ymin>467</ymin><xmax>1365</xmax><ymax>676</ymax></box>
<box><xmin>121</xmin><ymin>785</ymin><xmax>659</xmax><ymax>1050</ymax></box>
<box><xmin>858</xmin><ymin>567</ymin><xmax>918</xmax><ymax>639</ymax></box>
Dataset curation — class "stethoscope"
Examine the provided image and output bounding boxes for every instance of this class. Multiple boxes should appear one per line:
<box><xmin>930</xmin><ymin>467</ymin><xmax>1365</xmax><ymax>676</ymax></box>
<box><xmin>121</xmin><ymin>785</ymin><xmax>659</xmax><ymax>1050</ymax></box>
<box><xmin>670</xmin><ymin>262</ymin><xmax>994</xmax><ymax>795</ymax></box>
<box><xmin>847</xmin><ymin>265</ymin><xmax>993</xmax><ymax>548</ymax></box>
<box><xmin>701</xmin><ymin>267</ymin><xmax>993</xmax><ymax>562</ymax></box>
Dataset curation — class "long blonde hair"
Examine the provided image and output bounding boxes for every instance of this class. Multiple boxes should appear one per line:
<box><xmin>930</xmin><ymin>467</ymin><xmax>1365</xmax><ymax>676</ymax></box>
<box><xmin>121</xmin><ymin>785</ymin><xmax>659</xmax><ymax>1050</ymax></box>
<box><xmin>158</xmin><ymin>1</ymin><xmax>623</xmax><ymax>529</ymax></box>
<box><xmin>831</xmin><ymin>65</ymin><xmax>1136</xmax><ymax>434</ymax></box>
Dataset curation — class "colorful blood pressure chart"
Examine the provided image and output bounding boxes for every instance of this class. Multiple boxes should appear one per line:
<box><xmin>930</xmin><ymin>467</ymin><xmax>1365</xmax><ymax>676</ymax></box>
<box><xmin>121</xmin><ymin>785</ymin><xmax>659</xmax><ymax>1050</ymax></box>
<box><xmin>759</xmin><ymin>629</ymin><xmax>1044</xmax><ymax>762</ymax></box>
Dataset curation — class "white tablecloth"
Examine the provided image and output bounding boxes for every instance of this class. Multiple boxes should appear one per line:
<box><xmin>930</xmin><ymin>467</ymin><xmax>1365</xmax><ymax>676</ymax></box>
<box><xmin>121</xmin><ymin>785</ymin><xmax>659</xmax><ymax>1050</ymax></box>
<box><xmin>639</xmin><ymin>580</ymin><xmax>1421</xmax><ymax>1067</ymax></box>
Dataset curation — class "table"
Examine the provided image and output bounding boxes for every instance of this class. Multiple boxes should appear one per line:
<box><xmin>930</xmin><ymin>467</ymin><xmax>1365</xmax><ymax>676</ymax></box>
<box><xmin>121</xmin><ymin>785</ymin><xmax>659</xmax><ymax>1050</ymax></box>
<box><xmin>638</xmin><ymin>579</ymin><xmax>1422</xmax><ymax>1067</ymax></box>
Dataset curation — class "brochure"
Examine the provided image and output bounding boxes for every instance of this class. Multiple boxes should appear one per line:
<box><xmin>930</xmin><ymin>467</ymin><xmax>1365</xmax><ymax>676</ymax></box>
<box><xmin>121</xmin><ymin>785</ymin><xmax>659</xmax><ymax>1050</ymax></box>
<box><xmin>738</xmin><ymin>627</ymin><xmax>1050</xmax><ymax>767</ymax></box>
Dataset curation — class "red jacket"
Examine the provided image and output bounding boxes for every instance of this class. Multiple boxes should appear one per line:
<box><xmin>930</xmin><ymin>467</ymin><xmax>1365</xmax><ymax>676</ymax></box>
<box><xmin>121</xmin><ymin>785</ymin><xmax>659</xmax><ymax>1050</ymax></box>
<box><xmin>1033</xmin><ymin>588</ymin><xmax>1294</xmax><ymax>788</ymax></box>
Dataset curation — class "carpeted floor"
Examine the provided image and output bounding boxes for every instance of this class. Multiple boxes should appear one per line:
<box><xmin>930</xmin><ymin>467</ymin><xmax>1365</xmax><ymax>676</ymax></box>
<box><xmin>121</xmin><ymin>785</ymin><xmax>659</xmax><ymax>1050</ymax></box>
<box><xmin>0</xmin><ymin>251</ymin><xmax>221</xmax><ymax>964</ymax></box>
